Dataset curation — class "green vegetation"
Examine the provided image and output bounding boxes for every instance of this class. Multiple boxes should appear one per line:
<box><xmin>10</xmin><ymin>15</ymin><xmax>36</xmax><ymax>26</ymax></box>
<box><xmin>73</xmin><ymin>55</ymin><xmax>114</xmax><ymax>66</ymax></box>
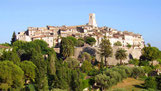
<box><xmin>95</xmin><ymin>66</ymin><xmax>145</xmax><ymax>91</ymax></box>
<box><xmin>129</xmin><ymin>58</ymin><xmax>140</xmax><ymax>66</ymax></box>
<box><xmin>84</xmin><ymin>36</ymin><xmax>96</xmax><ymax>46</ymax></box>
<box><xmin>114</xmin><ymin>41</ymin><xmax>122</xmax><ymax>46</ymax></box>
<box><xmin>11</xmin><ymin>31</ymin><xmax>16</xmax><ymax>45</ymax></box>
<box><xmin>126</xmin><ymin>43</ymin><xmax>132</xmax><ymax>48</ymax></box>
<box><xmin>1</xmin><ymin>37</ymin><xmax>161</xmax><ymax>91</ymax></box>
<box><xmin>99</xmin><ymin>37</ymin><xmax>113</xmax><ymax>66</ymax></box>
<box><xmin>60</xmin><ymin>37</ymin><xmax>74</xmax><ymax>59</ymax></box>
<box><xmin>115</xmin><ymin>48</ymin><xmax>127</xmax><ymax>64</ymax></box>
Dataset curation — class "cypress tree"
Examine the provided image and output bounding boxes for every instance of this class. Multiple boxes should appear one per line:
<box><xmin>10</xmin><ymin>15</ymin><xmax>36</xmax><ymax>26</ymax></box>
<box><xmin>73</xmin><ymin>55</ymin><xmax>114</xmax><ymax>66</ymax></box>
<box><xmin>11</xmin><ymin>31</ymin><xmax>16</xmax><ymax>45</ymax></box>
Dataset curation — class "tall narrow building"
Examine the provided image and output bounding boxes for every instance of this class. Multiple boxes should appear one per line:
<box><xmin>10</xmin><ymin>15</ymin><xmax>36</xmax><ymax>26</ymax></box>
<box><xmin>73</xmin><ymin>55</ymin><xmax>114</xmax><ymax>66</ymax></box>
<box><xmin>88</xmin><ymin>13</ymin><xmax>97</xmax><ymax>27</ymax></box>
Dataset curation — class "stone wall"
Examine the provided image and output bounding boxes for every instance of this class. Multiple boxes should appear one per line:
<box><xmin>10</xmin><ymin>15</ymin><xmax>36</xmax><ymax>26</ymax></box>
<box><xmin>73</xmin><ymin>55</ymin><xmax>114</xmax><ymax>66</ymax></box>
<box><xmin>54</xmin><ymin>46</ymin><xmax>142</xmax><ymax>65</ymax></box>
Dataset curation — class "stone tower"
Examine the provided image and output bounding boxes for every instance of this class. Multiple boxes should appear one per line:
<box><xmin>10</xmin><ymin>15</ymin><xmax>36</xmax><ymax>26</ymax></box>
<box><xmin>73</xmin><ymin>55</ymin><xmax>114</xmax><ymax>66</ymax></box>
<box><xmin>88</xmin><ymin>13</ymin><xmax>97</xmax><ymax>27</ymax></box>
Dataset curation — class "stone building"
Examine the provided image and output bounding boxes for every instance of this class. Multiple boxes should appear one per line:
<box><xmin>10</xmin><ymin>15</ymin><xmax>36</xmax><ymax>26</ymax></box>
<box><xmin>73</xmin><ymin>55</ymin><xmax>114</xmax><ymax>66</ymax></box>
<box><xmin>17</xmin><ymin>13</ymin><xmax>145</xmax><ymax>49</ymax></box>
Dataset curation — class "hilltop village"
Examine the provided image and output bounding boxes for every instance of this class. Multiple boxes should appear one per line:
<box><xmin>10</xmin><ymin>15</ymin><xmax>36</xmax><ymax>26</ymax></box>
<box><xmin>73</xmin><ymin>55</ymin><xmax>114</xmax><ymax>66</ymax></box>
<box><xmin>17</xmin><ymin>13</ymin><xmax>144</xmax><ymax>49</ymax></box>
<box><xmin>1</xmin><ymin>14</ymin><xmax>161</xmax><ymax>91</ymax></box>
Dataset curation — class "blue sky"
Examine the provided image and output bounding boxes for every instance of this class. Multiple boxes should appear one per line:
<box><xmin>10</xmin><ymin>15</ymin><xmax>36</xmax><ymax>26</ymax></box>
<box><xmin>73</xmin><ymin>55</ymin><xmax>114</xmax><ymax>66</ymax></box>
<box><xmin>0</xmin><ymin>0</ymin><xmax>161</xmax><ymax>49</ymax></box>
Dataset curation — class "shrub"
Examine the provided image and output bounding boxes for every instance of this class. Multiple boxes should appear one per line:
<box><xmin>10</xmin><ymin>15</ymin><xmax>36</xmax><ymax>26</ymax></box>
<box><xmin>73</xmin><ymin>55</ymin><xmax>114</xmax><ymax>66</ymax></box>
<box><xmin>142</xmin><ymin>66</ymin><xmax>152</xmax><ymax>74</ymax></box>
<box><xmin>139</xmin><ymin>60</ymin><xmax>150</xmax><ymax>66</ymax></box>
<box><xmin>111</xmin><ymin>67</ymin><xmax>128</xmax><ymax>79</ymax></box>
<box><xmin>126</xmin><ymin>44</ymin><xmax>132</xmax><ymax>48</ymax></box>
<box><xmin>114</xmin><ymin>41</ymin><xmax>122</xmax><ymax>46</ymax></box>
<box><xmin>104</xmin><ymin>70</ymin><xmax>122</xmax><ymax>84</ymax></box>
<box><xmin>131</xmin><ymin>67</ymin><xmax>144</xmax><ymax>79</ymax></box>
<box><xmin>117</xmin><ymin>66</ymin><xmax>133</xmax><ymax>77</ymax></box>
<box><xmin>129</xmin><ymin>59</ymin><xmax>139</xmax><ymax>66</ymax></box>
<box><xmin>144</xmin><ymin>77</ymin><xmax>157</xmax><ymax>89</ymax></box>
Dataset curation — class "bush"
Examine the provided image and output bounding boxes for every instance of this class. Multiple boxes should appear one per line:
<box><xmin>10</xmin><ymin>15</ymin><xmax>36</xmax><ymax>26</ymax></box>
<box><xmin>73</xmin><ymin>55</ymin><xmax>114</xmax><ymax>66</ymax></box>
<box><xmin>129</xmin><ymin>59</ymin><xmax>139</xmax><ymax>66</ymax></box>
<box><xmin>131</xmin><ymin>67</ymin><xmax>144</xmax><ymax>79</ymax></box>
<box><xmin>117</xmin><ymin>66</ymin><xmax>133</xmax><ymax>77</ymax></box>
<box><xmin>104</xmin><ymin>70</ymin><xmax>122</xmax><ymax>84</ymax></box>
<box><xmin>111</xmin><ymin>67</ymin><xmax>128</xmax><ymax>79</ymax></box>
<box><xmin>142</xmin><ymin>66</ymin><xmax>152</xmax><ymax>74</ymax></box>
<box><xmin>144</xmin><ymin>77</ymin><xmax>157</xmax><ymax>89</ymax></box>
<box><xmin>88</xmin><ymin>68</ymin><xmax>100</xmax><ymax>76</ymax></box>
<box><xmin>114</xmin><ymin>41</ymin><xmax>122</xmax><ymax>46</ymax></box>
<box><xmin>139</xmin><ymin>60</ymin><xmax>150</xmax><ymax>66</ymax></box>
<box><xmin>126</xmin><ymin>44</ymin><xmax>132</xmax><ymax>48</ymax></box>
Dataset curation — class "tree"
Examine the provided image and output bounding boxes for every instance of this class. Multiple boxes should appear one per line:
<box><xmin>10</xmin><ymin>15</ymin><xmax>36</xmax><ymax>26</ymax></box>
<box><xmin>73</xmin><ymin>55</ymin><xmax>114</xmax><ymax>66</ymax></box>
<box><xmin>76</xmin><ymin>40</ymin><xmax>84</xmax><ymax>47</ymax></box>
<box><xmin>66</xmin><ymin>36</ymin><xmax>77</xmax><ymax>46</ymax></box>
<box><xmin>64</xmin><ymin>57</ymin><xmax>80</xmax><ymax>69</ymax></box>
<box><xmin>84</xmin><ymin>36</ymin><xmax>96</xmax><ymax>46</ymax></box>
<box><xmin>48</xmin><ymin>52</ymin><xmax>57</xmax><ymax>75</ymax></box>
<box><xmin>1</xmin><ymin>49</ymin><xmax>20</xmax><ymax>65</ymax></box>
<box><xmin>99</xmin><ymin>37</ymin><xmax>113</xmax><ymax>66</ymax></box>
<box><xmin>70</xmin><ymin>70</ymin><xmax>83</xmax><ymax>91</ymax></box>
<box><xmin>20</xmin><ymin>61</ymin><xmax>37</xmax><ymax>84</ymax></box>
<box><xmin>0</xmin><ymin>61</ymin><xmax>24</xmax><ymax>90</ymax></box>
<box><xmin>140</xmin><ymin>46</ymin><xmax>160</xmax><ymax>61</ymax></box>
<box><xmin>95</xmin><ymin>74</ymin><xmax>111</xmax><ymax>91</ymax></box>
<box><xmin>60</xmin><ymin>37</ymin><xmax>74</xmax><ymax>59</ymax></box>
<box><xmin>80</xmin><ymin>52</ymin><xmax>92</xmax><ymax>62</ymax></box>
<box><xmin>11</xmin><ymin>31</ymin><xmax>16</xmax><ymax>45</ymax></box>
<box><xmin>115</xmin><ymin>48</ymin><xmax>127</xmax><ymax>64</ymax></box>
<box><xmin>114</xmin><ymin>41</ymin><xmax>122</xmax><ymax>46</ymax></box>
<box><xmin>30</xmin><ymin>49</ymin><xmax>49</xmax><ymax>90</ymax></box>
<box><xmin>32</xmin><ymin>39</ymin><xmax>51</xmax><ymax>54</ymax></box>
<box><xmin>81</xmin><ymin>60</ymin><xmax>92</xmax><ymax>73</ymax></box>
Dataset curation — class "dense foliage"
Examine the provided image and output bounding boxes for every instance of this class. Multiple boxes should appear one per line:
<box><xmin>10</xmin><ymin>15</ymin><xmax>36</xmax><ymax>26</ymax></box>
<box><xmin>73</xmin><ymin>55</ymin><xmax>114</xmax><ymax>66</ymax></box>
<box><xmin>115</xmin><ymin>48</ymin><xmax>127</xmax><ymax>64</ymax></box>
<box><xmin>99</xmin><ymin>37</ymin><xmax>113</xmax><ymax>66</ymax></box>
<box><xmin>84</xmin><ymin>36</ymin><xmax>96</xmax><ymax>46</ymax></box>
<box><xmin>1</xmin><ymin>38</ymin><xmax>161</xmax><ymax>91</ymax></box>
<box><xmin>114</xmin><ymin>41</ymin><xmax>122</xmax><ymax>46</ymax></box>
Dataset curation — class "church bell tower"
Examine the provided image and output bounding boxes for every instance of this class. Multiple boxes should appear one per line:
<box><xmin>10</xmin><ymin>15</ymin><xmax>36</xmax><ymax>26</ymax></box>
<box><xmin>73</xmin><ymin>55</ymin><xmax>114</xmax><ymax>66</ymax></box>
<box><xmin>88</xmin><ymin>13</ymin><xmax>97</xmax><ymax>27</ymax></box>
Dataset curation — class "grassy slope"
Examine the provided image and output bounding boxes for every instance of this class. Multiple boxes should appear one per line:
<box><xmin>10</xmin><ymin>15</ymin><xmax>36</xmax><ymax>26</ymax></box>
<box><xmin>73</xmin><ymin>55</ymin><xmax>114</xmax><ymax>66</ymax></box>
<box><xmin>109</xmin><ymin>78</ymin><xmax>145</xmax><ymax>91</ymax></box>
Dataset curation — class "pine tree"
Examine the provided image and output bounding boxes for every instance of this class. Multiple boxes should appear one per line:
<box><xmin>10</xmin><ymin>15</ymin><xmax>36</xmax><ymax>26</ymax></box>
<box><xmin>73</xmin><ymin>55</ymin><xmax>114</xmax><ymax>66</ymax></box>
<box><xmin>11</xmin><ymin>31</ymin><xmax>16</xmax><ymax>45</ymax></box>
<box><xmin>99</xmin><ymin>36</ymin><xmax>113</xmax><ymax>66</ymax></box>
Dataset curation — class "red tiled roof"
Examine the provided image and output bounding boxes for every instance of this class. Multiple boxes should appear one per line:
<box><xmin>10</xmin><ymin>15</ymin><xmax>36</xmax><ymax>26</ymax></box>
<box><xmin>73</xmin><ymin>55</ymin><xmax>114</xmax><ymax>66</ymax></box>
<box><xmin>0</xmin><ymin>45</ymin><xmax>10</xmax><ymax>49</ymax></box>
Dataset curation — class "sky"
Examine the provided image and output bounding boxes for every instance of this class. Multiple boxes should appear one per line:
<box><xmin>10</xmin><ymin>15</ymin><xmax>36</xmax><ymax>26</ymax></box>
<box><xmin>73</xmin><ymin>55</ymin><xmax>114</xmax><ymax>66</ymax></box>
<box><xmin>0</xmin><ymin>0</ymin><xmax>161</xmax><ymax>49</ymax></box>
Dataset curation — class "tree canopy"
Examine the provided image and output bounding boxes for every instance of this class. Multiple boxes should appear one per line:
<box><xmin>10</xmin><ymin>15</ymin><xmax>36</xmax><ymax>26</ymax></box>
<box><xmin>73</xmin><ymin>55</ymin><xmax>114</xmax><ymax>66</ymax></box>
<box><xmin>60</xmin><ymin>37</ymin><xmax>74</xmax><ymax>59</ymax></box>
<box><xmin>99</xmin><ymin>37</ymin><xmax>113</xmax><ymax>66</ymax></box>
<box><xmin>141</xmin><ymin>45</ymin><xmax>160</xmax><ymax>61</ymax></box>
<box><xmin>0</xmin><ymin>61</ymin><xmax>24</xmax><ymax>90</ymax></box>
<box><xmin>11</xmin><ymin>31</ymin><xmax>16</xmax><ymax>45</ymax></box>
<box><xmin>115</xmin><ymin>48</ymin><xmax>127</xmax><ymax>64</ymax></box>
<box><xmin>84</xmin><ymin>36</ymin><xmax>96</xmax><ymax>46</ymax></box>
